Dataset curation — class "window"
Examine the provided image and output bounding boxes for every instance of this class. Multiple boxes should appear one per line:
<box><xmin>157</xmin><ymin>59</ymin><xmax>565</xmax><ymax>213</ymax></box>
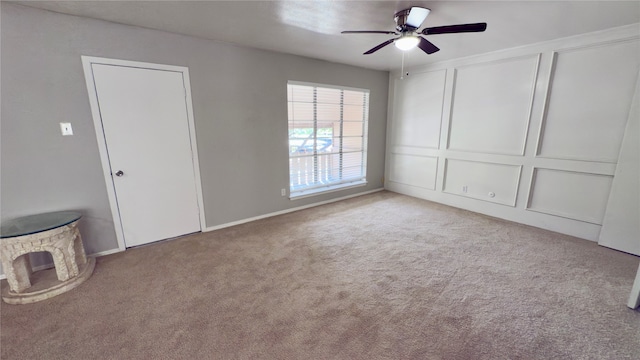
<box><xmin>287</xmin><ymin>81</ymin><xmax>369</xmax><ymax>198</ymax></box>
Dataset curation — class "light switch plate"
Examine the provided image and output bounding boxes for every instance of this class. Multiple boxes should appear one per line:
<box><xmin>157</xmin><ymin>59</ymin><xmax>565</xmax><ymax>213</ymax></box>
<box><xmin>60</xmin><ymin>122</ymin><xmax>73</xmax><ymax>136</ymax></box>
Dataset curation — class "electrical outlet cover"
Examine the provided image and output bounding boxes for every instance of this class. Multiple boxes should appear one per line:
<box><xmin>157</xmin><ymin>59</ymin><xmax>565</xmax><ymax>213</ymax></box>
<box><xmin>60</xmin><ymin>122</ymin><xmax>73</xmax><ymax>136</ymax></box>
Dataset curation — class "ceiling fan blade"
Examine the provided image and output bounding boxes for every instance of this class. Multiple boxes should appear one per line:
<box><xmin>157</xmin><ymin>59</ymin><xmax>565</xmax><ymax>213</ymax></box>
<box><xmin>417</xmin><ymin>37</ymin><xmax>440</xmax><ymax>54</ymax></box>
<box><xmin>342</xmin><ymin>30</ymin><xmax>398</xmax><ymax>35</ymax></box>
<box><xmin>422</xmin><ymin>23</ymin><xmax>487</xmax><ymax>35</ymax></box>
<box><xmin>364</xmin><ymin>39</ymin><xmax>395</xmax><ymax>55</ymax></box>
<box><xmin>405</xmin><ymin>7</ymin><xmax>430</xmax><ymax>29</ymax></box>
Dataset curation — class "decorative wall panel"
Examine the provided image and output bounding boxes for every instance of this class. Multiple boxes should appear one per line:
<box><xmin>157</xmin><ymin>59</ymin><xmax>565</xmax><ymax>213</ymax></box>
<box><xmin>443</xmin><ymin>159</ymin><xmax>522</xmax><ymax>206</ymax></box>
<box><xmin>527</xmin><ymin>168</ymin><xmax>613</xmax><ymax>224</ymax></box>
<box><xmin>448</xmin><ymin>55</ymin><xmax>539</xmax><ymax>155</ymax></box>
<box><xmin>389</xmin><ymin>154</ymin><xmax>437</xmax><ymax>190</ymax></box>
<box><xmin>538</xmin><ymin>40</ymin><xmax>640</xmax><ymax>162</ymax></box>
<box><xmin>392</xmin><ymin>70</ymin><xmax>446</xmax><ymax>149</ymax></box>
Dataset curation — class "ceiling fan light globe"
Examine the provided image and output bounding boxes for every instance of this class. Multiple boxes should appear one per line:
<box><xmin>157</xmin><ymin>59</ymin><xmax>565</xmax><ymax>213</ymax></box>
<box><xmin>394</xmin><ymin>36</ymin><xmax>420</xmax><ymax>51</ymax></box>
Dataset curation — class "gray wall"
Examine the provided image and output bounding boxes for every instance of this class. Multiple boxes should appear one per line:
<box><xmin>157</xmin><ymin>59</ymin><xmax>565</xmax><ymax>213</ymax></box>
<box><xmin>1</xmin><ymin>4</ymin><xmax>389</xmax><ymax>256</ymax></box>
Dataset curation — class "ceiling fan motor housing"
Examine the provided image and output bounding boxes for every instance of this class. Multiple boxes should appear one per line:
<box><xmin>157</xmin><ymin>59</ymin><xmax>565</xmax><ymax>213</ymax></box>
<box><xmin>394</xmin><ymin>8</ymin><xmax>428</xmax><ymax>32</ymax></box>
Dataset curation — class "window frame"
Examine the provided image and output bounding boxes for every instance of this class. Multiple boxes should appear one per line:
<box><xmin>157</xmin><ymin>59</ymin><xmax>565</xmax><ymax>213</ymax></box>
<box><xmin>287</xmin><ymin>81</ymin><xmax>370</xmax><ymax>199</ymax></box>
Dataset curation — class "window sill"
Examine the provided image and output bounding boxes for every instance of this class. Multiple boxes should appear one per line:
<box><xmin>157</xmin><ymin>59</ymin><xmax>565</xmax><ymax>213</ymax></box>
<box><xmin>289</xmin><ymin>180</ymin><xmax>368</xmax><ymax>200</ymax></box>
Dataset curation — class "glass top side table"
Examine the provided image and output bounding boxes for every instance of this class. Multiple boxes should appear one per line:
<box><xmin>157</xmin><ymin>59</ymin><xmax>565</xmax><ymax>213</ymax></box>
<box><xmin>0</xmin><ymin>211</ymin><xmax>95</xmax><ymax>304</ymax></box>
<box><xmin>1</xmin><ymin>211</ymin><xmax>82</xmax><ymax>238</ymax></box>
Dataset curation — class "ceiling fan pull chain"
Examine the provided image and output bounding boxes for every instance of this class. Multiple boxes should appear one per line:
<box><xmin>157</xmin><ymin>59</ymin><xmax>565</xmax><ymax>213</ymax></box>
<box><xmin>401</xmin><ymin>51</ymin><xmax>405</xmax><ymax>80</ymax></box>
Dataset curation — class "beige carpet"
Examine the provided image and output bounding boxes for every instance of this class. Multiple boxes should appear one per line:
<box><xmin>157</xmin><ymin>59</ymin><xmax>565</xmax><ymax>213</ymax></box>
<box><xmin>2</xmin><ymin>191</ymin><xmax>639</xmax><ymax>359</ymax></box>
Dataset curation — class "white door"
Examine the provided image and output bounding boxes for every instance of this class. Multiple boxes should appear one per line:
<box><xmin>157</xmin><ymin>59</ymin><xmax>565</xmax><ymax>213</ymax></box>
<box><xmin>89</xmin><ymin>63</ymin><xmax>201</xmax><ymax>247</ymax></box>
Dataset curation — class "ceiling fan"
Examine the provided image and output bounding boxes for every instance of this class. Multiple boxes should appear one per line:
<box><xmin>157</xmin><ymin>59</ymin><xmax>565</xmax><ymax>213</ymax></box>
<box><xmin>342</xmin><ymin>7</ymin><xmax>487</xmax><ymax>55</ymax></box>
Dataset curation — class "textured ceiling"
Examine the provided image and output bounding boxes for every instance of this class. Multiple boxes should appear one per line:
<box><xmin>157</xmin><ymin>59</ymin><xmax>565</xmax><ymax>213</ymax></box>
<box><xmin>13</xmin><ymin>1</ymin><xmax>640</xmax><ymax>71</ymax></box>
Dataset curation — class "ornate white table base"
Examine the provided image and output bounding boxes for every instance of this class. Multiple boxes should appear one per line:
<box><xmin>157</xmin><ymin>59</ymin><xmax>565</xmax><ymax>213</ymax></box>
<box><xmin>1</xmin><ymin>220</ymin><xmax>95</xmax><ymax>304</ymax></box>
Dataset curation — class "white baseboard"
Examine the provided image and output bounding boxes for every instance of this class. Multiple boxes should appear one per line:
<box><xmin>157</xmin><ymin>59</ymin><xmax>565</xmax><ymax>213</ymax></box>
<box><xmin>204</xmin><ymin>188</ymin><xmax>385</xmax><ymax>232</ymax></box>
<box><xmin>88</xmin><ymin>248</ymin><xmax>124</xmax><ymax>258</ymax></box>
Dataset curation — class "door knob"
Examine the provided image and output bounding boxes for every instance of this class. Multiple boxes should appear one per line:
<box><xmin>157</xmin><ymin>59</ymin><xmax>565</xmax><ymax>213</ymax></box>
<box><xmin>115</xmin><ymin>170</ymin><xmax>124</xmax><ymax>177</ymax></box>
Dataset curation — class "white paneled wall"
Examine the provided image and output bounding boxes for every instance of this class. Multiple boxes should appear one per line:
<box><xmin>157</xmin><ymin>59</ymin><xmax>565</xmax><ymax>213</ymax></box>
<box><xmin>385</xmin><ymin>24</ymin><xmax>640</xmax><ymax>245</ymax></box>
<box><xmin>599</xmin><ymin>77</ymin><xmax>640</xmax><ymax>255</ymax></box>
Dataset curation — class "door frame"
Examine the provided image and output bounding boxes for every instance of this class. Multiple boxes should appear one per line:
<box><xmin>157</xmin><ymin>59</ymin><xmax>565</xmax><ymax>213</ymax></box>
<box><xmin>629</xmin><ymin>263</ymin><xmax>640</xmax><ymax>309</ymax></box>
<box><xmin>81</xmin><ymin>56</ymin><xmax>206</xmax><ymax>250</ymax></box>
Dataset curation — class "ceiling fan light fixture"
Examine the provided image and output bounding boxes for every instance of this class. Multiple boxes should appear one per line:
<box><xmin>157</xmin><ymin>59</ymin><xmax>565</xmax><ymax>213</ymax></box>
<box><xmin>394</xmin><ymin>35</ymin><xmax>419</xmax><ymax>51</ymax></box>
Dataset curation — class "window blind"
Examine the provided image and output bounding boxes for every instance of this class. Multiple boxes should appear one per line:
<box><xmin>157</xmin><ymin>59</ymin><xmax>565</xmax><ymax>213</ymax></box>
<box><xmin>287</xmin><ymin>82</ymin><xmax>369</xmax><ymax>197</ymax></box>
